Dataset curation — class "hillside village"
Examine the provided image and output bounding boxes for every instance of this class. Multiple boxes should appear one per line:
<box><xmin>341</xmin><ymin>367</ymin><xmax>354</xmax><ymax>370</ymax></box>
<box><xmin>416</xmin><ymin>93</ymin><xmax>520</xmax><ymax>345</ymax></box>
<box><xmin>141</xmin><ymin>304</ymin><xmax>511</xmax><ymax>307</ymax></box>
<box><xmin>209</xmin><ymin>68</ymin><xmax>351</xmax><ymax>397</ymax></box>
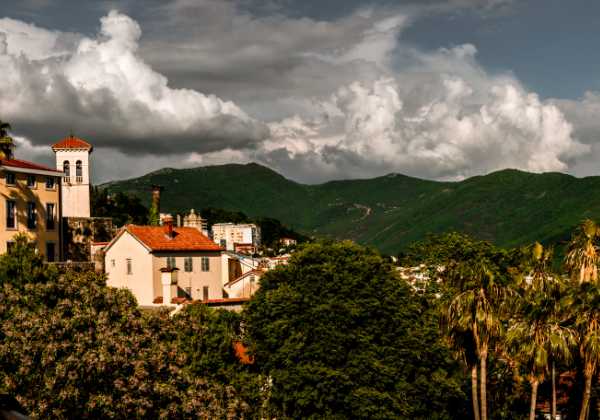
<box><xmin>0</xmin><ymin>134</ymin><xmax>296</xmax><ymax>311</ymax></box>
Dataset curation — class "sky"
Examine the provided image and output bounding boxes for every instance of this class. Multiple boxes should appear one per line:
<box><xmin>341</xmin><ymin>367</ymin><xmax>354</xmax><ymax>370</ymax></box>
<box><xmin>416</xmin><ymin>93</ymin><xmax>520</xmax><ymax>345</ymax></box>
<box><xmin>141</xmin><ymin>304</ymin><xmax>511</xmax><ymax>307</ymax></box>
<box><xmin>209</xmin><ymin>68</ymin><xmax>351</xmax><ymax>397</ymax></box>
<box><xmin>1</xmin><ymin>0</ymin><xmax>600</xmax><ymax>184</ymax></box>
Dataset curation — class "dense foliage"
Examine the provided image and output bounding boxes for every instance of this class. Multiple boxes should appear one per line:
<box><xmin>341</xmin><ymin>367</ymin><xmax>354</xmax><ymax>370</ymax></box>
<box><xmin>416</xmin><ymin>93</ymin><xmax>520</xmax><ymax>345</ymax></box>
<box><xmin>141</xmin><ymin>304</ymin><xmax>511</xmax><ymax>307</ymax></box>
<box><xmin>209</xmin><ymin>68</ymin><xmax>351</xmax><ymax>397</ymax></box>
<box><xmin>91</xmin><ymin>187</ymin><xmax>149</xmax><ymax>226</ymax></box>
<box><xmin>244</xmin><ymin>241</ymin><xmax>466</xmax><ymax>419</ymax></box>
<box><xmin>0</xmin><ymin>237</ymin><xmax>248</xmax><ymax>418</ymax></box>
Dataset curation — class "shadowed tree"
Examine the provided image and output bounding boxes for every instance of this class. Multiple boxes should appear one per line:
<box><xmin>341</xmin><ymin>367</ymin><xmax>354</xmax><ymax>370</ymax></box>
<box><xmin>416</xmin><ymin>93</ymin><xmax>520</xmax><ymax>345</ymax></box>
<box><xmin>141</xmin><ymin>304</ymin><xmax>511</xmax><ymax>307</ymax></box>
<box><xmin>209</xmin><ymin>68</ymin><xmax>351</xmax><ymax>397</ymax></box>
<box><xmin>507</xmin><ymin>243</ymin><xmax>574</xmax><ymax>420</ymax></box>
<box><xmin>565</xmin><ymin>219</ymin><xmax>600</xmax><ymax>284</ymax></box>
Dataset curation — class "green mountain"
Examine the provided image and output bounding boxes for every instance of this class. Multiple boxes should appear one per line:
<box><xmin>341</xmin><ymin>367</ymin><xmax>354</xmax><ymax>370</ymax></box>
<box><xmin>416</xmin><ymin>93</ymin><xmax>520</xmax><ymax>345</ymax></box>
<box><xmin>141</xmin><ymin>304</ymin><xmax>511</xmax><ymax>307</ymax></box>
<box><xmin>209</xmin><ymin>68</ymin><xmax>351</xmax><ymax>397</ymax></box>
<box><xmin>100</xmin><ymin>163</ymin><xmax>600</xmax><ymax>254</ymax></box>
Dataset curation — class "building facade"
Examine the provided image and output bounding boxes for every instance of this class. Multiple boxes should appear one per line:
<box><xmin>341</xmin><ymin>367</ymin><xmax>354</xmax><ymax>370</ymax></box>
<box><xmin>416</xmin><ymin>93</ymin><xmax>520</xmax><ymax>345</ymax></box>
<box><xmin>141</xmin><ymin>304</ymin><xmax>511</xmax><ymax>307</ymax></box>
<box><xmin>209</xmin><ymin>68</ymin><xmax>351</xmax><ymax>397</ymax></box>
<box><xmin>104</xmin><ymin>220</ymin><xmax>225</xmax><ymax>306</ymax></box>
<box><xmin>212</xmin><ymin>223</ymin><xmax>261</xmax><ymax>251</ymax></box>
<box><xmin>0</xmin><ymin>159</ymin><xmax>63</xmax><ymax>260</ymax></box>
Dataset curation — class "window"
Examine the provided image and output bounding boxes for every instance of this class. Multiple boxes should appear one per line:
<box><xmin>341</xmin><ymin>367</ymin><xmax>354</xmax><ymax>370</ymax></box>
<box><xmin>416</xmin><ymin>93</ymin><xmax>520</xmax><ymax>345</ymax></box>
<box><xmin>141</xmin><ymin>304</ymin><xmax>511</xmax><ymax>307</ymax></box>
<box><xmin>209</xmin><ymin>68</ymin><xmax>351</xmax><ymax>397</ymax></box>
<box><xmin>46</xmin><ymin>203</ymin><xmax>55</xmax><ymax>230</ymax></box>
<box><xmin>26</xmin><ymin>175</ymin><xmax>36</xmax><ymax>187</ymax></box>
<box><xmin>46</xmin><ymin>242</ymin><xmax>55</xmax><ymax>262</ymax></box>
<box><xmin>6</xmin><ymin>241</ymin><xmax>14</xmax><ymax>253</ymax></box>
<box><xmin>6</xmin><ymin>200</ymin><xmax>15</xmax><ymax>229</ymax></box>
<box><xmin>27</xmin><ymin>202</ymin><xmax>36</xmax><ymax>229</ymax></box>
<box><xmin>201</xmin><ymin>256</ymin><xmax>210</xmax><ymax>272</ymax></box>
<box><xmin>203</xmin><ymin>286</ymin><xmax>209</xmax><ymax>301</ymax></box>
<box><xmin>45</xmin><ymin>176</ymin><xmax>55</xmax><ymax>189</ymax></box>
<box><xmin>126</xmin><ymin>258</ymin><xmax>132</xmax><ymax>275</ymax></box>
<box><xmin>5</xmin><ymin>172</ymin><xmax>15</xmax><ymax>185</ymax></box>
<box><xmin>219</xmin><ymin>239</ymin><xmax>227</xmax><ymax>248</ymax></box>
<box><xmin>75</xmin><ymin>160</ymin><xmax>83</xmax><ymax>183</ymax></box>
<box><xmin>184</xmin><ymin>256</ymin><xmax>193</xmax><ymax>272</ymax></box>
<box><xmin>63</xmin><ymin>161</ymin><xmax>70</xmax><ymax>177</ymax></box>
<box><xmin>166</xmin><ymin>256</ymin><xmax>176</xmax><ymax>269</ymax></box>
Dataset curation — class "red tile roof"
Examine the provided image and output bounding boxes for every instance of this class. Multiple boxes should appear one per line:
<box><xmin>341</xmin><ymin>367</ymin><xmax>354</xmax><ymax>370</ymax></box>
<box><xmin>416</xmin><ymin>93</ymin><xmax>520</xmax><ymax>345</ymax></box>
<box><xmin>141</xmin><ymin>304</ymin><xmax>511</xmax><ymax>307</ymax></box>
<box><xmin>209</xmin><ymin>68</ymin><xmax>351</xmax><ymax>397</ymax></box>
<box><xmin>0</xmin><ymin>158</ymin><xmax>62</xmax><ymax>174</ymax></box>
<box><xmin>126</xmin><ymin>225</ymin><xmax>223</xmax><ymax>252</ymax></box>
<box><xmin>52</xmin><ymin>135</ymin><xmax>93</xmax><ymax>151</ymax></box>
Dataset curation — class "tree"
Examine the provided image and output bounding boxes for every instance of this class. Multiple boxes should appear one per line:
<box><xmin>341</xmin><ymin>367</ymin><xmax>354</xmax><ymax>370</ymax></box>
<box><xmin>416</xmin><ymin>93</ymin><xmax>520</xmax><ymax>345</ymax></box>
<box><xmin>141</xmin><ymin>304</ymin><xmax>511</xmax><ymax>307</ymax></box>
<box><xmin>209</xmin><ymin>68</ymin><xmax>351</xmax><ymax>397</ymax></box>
<box><xmin>506</xmin><ymin>243</ymin><xmax>574</xmax><ymax>420</ymax></box>
<box><xmin>564</xmin><ymin>281</ymin><xmax>600</xmax><ymax>420</ymax></box>
<box><xmin>565</xmin><ymin>219</ymin><xmax>600</xmax><ymax>284</ymax></box>
<box><xmin>0</xmin><ymin>244</ymin><xmax>245</xmax><ymax>418</ymax></box>
<box><xmin>0</xmin><ymin>119</ymin><xmax>15</xmax><ymax>160</ymax></box>
<box><xmin>244</xmin><ymin>241</ymin><xmax>465</xmax><ymax>419</ymax></box>
<box><xmin>172</xmin><ymin>304</ymin><xmax>262</xmax><ymax>417</ymax></box>
<box><xmin>409</xmin><ymin>233</ymin><xmax>519</xmax><ymax>420</ymax></box>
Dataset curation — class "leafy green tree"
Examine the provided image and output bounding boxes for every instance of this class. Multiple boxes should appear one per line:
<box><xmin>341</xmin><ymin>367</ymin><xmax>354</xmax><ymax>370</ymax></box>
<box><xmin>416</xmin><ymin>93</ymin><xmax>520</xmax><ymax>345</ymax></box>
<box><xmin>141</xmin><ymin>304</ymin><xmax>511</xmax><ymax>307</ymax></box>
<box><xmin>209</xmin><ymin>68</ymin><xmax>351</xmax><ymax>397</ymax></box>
<box><xmin>245</xmin><ymin>240</ymin><xmax>465</xmax><ymax>419</ymax></box>
<box><xmin>0</xmin><ymin>244</ymin><xmax>245</xmax><ymax>418</ymax></box>
<box><xmin>172</xmin><ymin>304</ymin><xmax>262</xmax><ymax>416</ymax></box>
<box><xmin>91</xmin><ymin>188</ymin><xmax>149</xmax><ymax>226</ymax></box>
<box><xmin>0</xmin><ymin>234</ymin><xmax>58</xmax><ymax>287</ymax></box>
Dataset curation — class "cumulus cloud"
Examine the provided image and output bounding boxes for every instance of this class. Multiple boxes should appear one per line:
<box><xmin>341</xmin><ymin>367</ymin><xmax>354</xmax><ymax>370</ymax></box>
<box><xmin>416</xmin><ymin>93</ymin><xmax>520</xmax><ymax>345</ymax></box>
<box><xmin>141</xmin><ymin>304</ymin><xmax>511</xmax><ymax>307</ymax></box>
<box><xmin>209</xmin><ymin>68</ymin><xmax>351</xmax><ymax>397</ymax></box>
<box><xmin>0</xmin><ymin>1</ymin><xmax>593</xmax><ymax>184</ymax></box>
<box><xmin>258</xmin><ymin>75</ymin><xmax>587</xmax><ymax>182</ymax></box>
<box><xmin>0</xmin><ymin>11</ymin><xmax>268</xmax><ymax>155</ymax></box>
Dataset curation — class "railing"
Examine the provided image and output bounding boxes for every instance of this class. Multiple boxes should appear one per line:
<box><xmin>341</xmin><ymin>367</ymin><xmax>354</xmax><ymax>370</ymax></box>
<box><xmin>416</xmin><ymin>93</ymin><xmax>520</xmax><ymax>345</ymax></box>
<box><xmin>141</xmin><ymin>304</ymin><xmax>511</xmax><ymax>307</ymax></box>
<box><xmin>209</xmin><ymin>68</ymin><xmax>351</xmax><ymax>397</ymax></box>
<box><xmin>75</xmin><ymin>176</ymin><xmax>83</xmax><ymax>184</ymax></box>
<box><xmin>63</xmin><ymin>176</ymin><xmax>71</xmax><ymax>184</ymax></box>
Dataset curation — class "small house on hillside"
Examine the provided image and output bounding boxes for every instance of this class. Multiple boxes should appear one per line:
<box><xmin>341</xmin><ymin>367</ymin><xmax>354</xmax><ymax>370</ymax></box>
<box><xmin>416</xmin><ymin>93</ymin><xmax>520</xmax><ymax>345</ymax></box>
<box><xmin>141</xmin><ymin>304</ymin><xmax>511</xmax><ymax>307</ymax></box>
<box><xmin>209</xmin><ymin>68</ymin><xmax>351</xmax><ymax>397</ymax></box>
<box><xmin>104</xmin><ymin>217</ymin><xmax>224</xmax><ymax>306</ymax></box>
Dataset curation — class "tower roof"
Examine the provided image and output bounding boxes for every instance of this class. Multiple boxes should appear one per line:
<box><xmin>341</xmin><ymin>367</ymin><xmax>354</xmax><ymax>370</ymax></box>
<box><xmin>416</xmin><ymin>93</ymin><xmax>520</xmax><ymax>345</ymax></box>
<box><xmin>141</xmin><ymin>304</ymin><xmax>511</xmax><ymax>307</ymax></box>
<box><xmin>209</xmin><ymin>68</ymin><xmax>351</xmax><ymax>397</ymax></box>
<box><xmin>52</xmin><ymin>135</ymin><xmax>93</xmax><ymax>152</ymax></box>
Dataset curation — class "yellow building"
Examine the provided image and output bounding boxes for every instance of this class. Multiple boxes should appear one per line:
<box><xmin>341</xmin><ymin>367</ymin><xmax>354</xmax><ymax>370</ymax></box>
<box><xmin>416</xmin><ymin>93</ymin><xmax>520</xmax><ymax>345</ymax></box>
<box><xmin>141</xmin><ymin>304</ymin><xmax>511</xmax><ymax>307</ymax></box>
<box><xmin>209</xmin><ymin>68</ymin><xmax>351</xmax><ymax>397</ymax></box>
<box><xmin>0</xmin><ymin>158</ymin><xmax>63</xmax><ymax>261</ymax></box>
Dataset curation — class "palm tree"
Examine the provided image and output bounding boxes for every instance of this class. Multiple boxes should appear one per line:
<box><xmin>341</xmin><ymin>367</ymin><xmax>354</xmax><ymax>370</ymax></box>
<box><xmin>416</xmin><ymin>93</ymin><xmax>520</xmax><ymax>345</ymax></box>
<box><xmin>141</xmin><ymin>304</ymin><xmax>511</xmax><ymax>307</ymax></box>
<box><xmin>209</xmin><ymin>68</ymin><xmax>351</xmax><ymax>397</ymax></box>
<box><xmin>0</xmin><ymin>119</ymin><xmax>15</xmax><ymax>160</ymax></box>
<box><xmin>447</xmin><ymin>260</ymin><xmax>509</xmax><ymax>420</ymax></box>
<box><xmin>565</xmin><ymin>219</ymin><xmax>600</xmax><ymax>284</ymax></box>
<box><xmin>506</xmin><ymin>243</ymin><xmax>574</xmax><ymax>420</ymax></box>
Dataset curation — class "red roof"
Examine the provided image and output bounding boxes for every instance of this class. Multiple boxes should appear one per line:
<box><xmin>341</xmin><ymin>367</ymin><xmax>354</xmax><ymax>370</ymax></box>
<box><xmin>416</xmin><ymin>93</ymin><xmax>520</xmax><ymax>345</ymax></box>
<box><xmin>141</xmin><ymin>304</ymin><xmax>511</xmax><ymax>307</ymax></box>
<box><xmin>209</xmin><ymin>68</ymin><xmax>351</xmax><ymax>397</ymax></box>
<box><xmin>52</xmin><ymin>135</ymin><xmax>93</xmax><ymax>151</ymax></box>
<box><xmin>126</xmin><ymin>225</ymin><xmax>223</xmax><ymax>252</ymax></box>
<box><xmin>0</xmin><ymin>158</ymin><xmax>62</xmax><ymax>174</ymax></box>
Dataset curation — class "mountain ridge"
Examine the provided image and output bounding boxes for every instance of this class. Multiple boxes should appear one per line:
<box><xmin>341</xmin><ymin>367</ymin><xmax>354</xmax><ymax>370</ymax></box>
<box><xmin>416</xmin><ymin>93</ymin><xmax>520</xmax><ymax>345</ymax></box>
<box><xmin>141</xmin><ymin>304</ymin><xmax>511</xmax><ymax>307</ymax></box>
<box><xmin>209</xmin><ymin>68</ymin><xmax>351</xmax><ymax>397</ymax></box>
<box><xmin>100</xmin><ymin>163</ymin><xmax>600</xmax><ymax>254</ymax></box>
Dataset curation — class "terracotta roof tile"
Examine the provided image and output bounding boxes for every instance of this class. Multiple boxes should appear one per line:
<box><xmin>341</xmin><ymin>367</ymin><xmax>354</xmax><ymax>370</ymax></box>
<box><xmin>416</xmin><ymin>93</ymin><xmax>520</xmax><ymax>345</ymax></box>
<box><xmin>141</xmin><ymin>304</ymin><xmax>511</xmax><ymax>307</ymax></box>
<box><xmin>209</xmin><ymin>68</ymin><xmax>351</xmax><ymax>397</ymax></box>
<box><xmin>0</xmin><ymin>158</ymin><xmax>62</xmax><ymax>174</ymax></box>
<box><xmin>127</xmin><ymin>225</ymin><xmax>222</xmax><ymax>252</ymax></box>
<box><xmin>52</xmin><ymin>136</ymin><xmax>93</xmax><ymax>151</ymax></box>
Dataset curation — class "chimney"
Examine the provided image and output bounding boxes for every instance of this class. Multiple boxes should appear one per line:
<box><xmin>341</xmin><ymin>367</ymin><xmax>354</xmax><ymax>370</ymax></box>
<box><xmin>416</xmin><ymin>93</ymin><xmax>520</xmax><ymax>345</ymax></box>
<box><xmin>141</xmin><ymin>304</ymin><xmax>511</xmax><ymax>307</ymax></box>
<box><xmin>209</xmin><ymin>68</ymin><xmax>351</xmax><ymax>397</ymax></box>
<box><xmin>151</xmin><ymin>185</ymin><xmax>163</xmax><ymax>214</ymax></box>
<box><xmin>163</xmin><ymin>215</ymin><xmax>174</xmax><ymax>238</ymax></box>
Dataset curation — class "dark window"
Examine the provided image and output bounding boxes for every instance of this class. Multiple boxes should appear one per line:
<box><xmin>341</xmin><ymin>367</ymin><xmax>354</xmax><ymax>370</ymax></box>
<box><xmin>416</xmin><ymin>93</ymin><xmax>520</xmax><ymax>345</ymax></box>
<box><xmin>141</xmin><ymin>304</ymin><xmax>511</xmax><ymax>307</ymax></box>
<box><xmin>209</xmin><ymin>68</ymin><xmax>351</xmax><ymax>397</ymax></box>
<box><xmin>6</xmin><ymin>200</ymin><xmax>15</xmax><ymax>229</ymax></box>
<box><xmin>201</xmin><ymin>256</ymin><xmax>210</xmax><ymax>272</ymax></box>
<box><xmin>46</xmin><ymin>203</ymin><xmax>55</xmax><ymax>230</ymax></box>
<box><xmin>45</xmin><ymin>177</ymin><xmax>55</xmax><ymax>189</ymax></box>
<box><xmin>219</xmin><ymin>239</ymin><xmax>226</xmax><ymax>248</ymax></box>
<box><xmin>26</xmin><ymin>175</ymin><xmax>36</xmax><ymax>187</ymax></box>
<box><xmin>27</xmin><ymin>202</ymin><xmax>36</xmax><ymax>229</ymax></box>
<box><xmin>126</xmin><ymin>258</ymin><xmax>132</xmax><ymax>275</ymax></box>
<box><xmin>46</xmin><ymin>242</ymin><xmax>55</xmax><ymax>262</ymax></box>
<box><xmin>63</xmin><ymin>161</ymin><xmax>70</xmax><ymax>177</ymax></box>
<box><xmin>184</xmin><ymin>256</ymin><xmax>193</xmax><ymax>272</ymax></box>
<box><xmin>76</xmin><ymin>160</ymin><xmax>82</xmax><ymax>177</ymax></box>
<box><xmin>203</xmin><ymin>286</ymin><xmax>209</xmax><ymax>301</ymax></box>
<box><xmin>6</xmin><ymin>241</ymin><xmax>14</xmax><ymax>253</ymax></box>
<box><xmin>166</xmin><ymin>256</ymin><xmax>176</xmax><ymax>269</ymax></box>
<box><xmin>5</xmin><ymin>172</ymin><xmax>15</xmax><ymax>185</ymax></box>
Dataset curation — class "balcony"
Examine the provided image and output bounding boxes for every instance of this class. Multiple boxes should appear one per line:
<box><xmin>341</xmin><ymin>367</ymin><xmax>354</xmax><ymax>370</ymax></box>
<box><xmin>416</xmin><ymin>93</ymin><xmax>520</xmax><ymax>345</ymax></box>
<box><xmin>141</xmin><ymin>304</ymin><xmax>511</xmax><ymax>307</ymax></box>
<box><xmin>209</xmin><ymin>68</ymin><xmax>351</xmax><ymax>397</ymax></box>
<box><xmin>75</xmin><ymin>176</ymin><xmax>83</xmax><ymax>184</ymax></box>
<box><xmin>63</xmin><ymin>176</ymin><xmax>71</xmax><ymax>184</ymax></box>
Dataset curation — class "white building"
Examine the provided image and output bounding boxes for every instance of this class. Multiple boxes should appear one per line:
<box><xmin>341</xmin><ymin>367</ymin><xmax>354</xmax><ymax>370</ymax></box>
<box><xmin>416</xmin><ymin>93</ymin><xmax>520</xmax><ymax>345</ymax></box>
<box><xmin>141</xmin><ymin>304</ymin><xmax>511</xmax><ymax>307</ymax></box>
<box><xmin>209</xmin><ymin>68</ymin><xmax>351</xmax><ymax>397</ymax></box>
<box><xmin>52</xmin><ymin>136</ymin><xmax>92</xmax><ymax>217</ymax></box>
<box><xmin>212</xmin><ymin>223</ymin><xmax>261</xmax><ymax>251</ymax></box>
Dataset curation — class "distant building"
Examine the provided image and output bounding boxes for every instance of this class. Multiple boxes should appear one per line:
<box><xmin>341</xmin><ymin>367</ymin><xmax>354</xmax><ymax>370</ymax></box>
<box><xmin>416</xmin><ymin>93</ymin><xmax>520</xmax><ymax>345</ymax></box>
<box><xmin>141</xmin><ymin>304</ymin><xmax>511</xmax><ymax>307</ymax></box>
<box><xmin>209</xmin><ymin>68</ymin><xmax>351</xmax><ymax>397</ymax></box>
<box><xmin>212</xmin><ymin>223</ymin><xmax>260</xmax><ymax>251</ymax></box>
<box><xmin>183</xmin><ymin>209</ymin><xmax>208</xmax><ymax>236</ymax></box>
<box><xmin>104</xmin><ymin>217</ymin><xmax>224</xmax><ymax>306</ymax></box>
<box><xmin>281</xmin><ymin>237</ymin><xmax>297</xmax><ymax>247</ymax></box>
<box><xmin>224</xmin><ymin>269</ymin><xmax>263</xmax><ymax>299</ymax></box>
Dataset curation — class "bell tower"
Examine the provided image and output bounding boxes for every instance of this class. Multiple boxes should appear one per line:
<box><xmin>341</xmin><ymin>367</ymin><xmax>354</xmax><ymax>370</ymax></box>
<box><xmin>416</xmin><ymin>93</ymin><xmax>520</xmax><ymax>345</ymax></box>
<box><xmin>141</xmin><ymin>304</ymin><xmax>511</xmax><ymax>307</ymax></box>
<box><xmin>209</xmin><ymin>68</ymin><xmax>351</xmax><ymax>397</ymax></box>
<box><xmin>52</xmin><ymin>135</ymin><xmax>93</xmax><ymax>217</ymax></box>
